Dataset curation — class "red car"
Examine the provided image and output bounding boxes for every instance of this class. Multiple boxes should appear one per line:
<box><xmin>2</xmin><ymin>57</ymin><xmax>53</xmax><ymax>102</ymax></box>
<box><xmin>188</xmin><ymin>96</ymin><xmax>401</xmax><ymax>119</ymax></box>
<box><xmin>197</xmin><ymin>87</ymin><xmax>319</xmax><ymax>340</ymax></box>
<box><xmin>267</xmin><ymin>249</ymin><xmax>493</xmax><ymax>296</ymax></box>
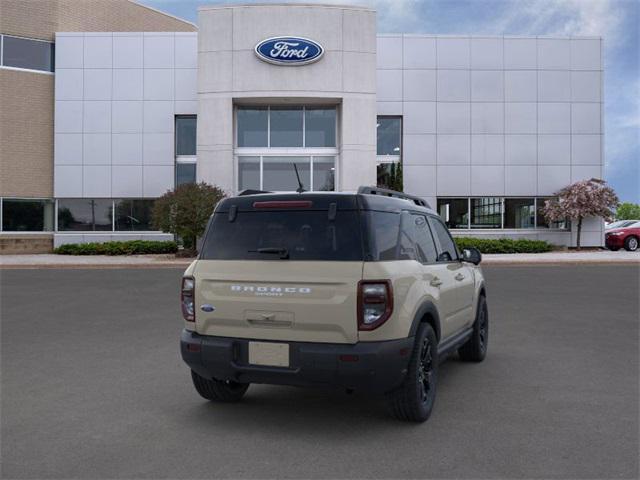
<box><xmin>605</xmin><ymin>222</ymin><xmax>640</xmax><ymax>251</ymax></box>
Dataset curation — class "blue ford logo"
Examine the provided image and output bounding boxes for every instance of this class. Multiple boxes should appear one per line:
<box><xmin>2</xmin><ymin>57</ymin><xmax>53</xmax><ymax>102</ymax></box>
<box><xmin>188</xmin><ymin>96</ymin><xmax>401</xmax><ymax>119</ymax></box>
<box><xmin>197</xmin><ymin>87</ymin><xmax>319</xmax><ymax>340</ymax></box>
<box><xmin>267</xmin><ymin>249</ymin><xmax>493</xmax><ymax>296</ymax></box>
<box><xmin>255</xmin><ymin>37</ymin><xmax>324</xmax><ymax>66</ymax></box>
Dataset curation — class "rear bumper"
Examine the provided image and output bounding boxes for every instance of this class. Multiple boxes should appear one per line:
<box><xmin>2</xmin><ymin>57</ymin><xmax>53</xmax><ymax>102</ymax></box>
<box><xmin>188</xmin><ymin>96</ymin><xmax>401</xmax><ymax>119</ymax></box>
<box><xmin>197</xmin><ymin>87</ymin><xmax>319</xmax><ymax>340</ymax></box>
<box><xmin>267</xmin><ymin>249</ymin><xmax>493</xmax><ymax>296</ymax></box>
<box><xmin>180</xmin><ymin>329</ymin><xmax>413</xmax><ymax>393</ymax></box>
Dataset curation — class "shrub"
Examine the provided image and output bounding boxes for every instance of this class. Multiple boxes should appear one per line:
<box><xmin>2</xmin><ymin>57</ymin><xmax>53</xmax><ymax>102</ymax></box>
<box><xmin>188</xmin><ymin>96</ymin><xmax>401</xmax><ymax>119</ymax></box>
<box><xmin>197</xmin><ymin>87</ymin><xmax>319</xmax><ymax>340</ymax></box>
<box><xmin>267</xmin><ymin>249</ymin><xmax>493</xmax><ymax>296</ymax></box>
<box><xmin>152</xmin><ymin>182</ymin><xmax>226</xmax><ymax>253</ymax></box>
<box><xmin>454</xmin><ymin>237</ymin><xmax>553</xmax><ymax>254</ymax></box>
<box><xmin>54</xmin><ymin>240</ymin><xmax>178</xmax><ymax>256</ymax></box>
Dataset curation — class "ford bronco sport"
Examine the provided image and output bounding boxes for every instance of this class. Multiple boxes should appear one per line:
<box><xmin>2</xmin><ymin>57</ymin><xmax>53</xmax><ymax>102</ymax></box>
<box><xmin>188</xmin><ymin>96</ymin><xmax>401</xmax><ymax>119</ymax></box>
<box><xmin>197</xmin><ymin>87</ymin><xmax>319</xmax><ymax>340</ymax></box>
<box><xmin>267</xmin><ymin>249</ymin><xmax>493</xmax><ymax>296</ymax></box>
<box><xmin>180</xmin><ymin>187</ymin><xmax>487</xmax><ymax>422</ymax></box>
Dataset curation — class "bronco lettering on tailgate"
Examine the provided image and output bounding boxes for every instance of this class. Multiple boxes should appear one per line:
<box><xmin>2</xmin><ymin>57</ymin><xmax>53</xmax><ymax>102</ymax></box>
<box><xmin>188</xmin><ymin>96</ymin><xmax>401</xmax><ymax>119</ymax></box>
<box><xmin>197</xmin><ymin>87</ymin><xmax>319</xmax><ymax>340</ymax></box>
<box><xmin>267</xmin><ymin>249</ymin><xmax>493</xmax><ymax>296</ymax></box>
<box><xmin>230</xmin><ymin>285</ymin><xmax>312</xmax><ymax>297</ymax></box>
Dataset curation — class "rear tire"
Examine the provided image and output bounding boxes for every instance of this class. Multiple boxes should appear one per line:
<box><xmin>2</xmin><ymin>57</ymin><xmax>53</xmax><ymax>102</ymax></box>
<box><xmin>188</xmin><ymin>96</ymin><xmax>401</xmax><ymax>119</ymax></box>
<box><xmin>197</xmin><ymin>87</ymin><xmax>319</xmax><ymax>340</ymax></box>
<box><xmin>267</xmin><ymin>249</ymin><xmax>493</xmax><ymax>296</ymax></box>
<box><xmin>624</xmin><ymin>236</ymin><xmax>638</xmax><ymax>252</ymax></box>
<box><xmin>458</xmin><ymin>295</ymin><xmax>488</xmax><ymax>362</ymax></box>
<box><xmin>190</xmin><ymin>370</ymin><xmax>249</xmax><ymax>402</ymax></box>
<box><xmin>386</xmin><ymin>324</ymin><xmax>438</xmax><ymax>422</ymax></box>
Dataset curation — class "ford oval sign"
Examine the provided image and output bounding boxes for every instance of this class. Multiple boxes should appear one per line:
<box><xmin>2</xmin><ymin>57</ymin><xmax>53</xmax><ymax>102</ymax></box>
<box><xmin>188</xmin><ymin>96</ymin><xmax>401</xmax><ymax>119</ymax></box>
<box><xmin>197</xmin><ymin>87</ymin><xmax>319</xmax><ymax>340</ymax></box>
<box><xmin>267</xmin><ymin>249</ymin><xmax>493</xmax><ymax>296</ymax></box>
<box><xmin>255</xmin><ymin>37</ymin><xmax>324</xmax><ymax>66</ymax></box>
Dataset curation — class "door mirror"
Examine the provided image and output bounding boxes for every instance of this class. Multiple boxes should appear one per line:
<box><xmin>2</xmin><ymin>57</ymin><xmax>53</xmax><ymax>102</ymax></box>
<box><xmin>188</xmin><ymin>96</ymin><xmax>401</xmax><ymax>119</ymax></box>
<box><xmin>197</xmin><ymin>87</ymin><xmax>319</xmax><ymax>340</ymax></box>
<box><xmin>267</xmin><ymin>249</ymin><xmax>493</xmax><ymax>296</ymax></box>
<box><xmin>461</xmin><ymin>247</ymin><xmax>482</xmax><ymax>265</ymax></box>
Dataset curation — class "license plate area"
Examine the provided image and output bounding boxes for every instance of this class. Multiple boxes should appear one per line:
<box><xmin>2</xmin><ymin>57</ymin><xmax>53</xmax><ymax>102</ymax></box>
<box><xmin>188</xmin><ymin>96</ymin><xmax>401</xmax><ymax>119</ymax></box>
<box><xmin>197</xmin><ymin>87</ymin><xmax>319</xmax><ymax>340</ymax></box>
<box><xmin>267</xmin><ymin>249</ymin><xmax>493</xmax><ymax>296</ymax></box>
<box><xmin>248</xmin><ymin>341</ymin><xmax>290</xmax><ymax>367</ymax></box>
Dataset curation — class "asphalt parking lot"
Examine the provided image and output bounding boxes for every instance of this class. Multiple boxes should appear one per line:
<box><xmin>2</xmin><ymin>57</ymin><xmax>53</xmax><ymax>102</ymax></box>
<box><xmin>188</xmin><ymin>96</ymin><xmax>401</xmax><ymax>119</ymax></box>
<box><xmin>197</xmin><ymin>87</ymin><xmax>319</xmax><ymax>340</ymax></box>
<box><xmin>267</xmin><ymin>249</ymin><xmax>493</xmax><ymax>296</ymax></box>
<box><xmin>1</xmin><ymin>266</ymin><xmax>638</xmax><ymax>479</ymax></box>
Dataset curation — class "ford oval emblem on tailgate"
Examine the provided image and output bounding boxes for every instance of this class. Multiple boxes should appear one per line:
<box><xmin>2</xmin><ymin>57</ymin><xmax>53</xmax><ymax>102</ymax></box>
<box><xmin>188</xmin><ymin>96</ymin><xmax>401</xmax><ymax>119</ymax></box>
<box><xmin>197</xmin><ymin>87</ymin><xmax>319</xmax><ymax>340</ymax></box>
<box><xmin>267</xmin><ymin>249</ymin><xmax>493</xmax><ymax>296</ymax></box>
<box><xmin>200</xmin><ymin>304</ymin><xmax>215</xmax><ymax>312</ymax></box>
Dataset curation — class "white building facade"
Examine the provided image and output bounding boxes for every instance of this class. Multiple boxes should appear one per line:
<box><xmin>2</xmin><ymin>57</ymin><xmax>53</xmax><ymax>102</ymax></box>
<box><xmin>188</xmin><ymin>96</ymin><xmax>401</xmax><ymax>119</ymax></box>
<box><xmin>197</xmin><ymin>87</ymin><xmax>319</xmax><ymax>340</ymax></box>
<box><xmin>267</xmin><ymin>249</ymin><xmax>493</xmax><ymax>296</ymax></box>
<box><xmin>51</xmin><ymin>3</ymin><xmax>604</xmax><ymax>247</ymax></box>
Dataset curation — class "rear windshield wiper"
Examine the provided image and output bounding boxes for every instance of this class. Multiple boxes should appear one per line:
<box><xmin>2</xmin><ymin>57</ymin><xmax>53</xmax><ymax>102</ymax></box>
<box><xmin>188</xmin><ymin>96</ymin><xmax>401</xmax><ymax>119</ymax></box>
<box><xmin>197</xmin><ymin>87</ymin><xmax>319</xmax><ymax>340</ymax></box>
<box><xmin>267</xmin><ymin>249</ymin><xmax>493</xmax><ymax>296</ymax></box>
<box><xmin>249</xmin><ymin>247</ymin><xmax>290</xmax><ymax>259</ymax></box>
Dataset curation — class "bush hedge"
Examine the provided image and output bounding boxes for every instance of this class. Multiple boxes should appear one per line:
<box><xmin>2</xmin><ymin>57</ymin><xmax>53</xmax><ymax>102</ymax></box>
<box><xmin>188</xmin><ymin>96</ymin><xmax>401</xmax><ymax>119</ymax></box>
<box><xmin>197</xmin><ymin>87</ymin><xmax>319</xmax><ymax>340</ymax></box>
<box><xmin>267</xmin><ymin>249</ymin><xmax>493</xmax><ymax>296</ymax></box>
<box><xmin>453</xmin><ymin>237</ymin><xmax>553</xmax><ymax>254</ymax></box>
<box><xmin>54</xmin><ymin>240</ymin><xmax>178</xmax><ymax>256</ymax></box>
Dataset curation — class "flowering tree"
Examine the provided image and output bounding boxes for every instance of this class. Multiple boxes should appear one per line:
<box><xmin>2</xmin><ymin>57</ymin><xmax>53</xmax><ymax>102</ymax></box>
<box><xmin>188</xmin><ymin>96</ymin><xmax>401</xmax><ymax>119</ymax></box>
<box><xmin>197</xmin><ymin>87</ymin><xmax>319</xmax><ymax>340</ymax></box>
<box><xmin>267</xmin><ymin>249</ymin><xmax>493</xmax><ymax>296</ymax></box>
<box><xmin>543</xmin><ymin>178</ymin><xmax>619</xmax><ymax>250</ymax></box>
<box><xmin>152</xmin><ymin>182</ymin><xmax>226</xmax><ymax>253</ymax></box>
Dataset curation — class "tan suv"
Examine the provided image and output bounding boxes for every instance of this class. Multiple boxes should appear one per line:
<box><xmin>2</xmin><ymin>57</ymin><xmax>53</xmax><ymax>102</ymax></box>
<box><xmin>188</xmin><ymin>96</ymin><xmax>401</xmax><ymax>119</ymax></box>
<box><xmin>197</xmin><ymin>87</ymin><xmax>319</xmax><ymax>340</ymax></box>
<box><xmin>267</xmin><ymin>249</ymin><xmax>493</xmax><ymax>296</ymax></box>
<box><xmin>180</xmin><ymin>187</ymin><xmax>488</xmax><ymax>422</ymax></box>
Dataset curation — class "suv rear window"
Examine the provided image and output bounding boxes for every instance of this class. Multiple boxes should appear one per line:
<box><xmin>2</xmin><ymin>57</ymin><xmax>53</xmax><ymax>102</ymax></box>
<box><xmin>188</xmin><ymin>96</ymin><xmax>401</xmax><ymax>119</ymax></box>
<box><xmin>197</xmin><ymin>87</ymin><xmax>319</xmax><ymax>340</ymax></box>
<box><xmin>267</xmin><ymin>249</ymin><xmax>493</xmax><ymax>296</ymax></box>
<box><xmin>200</xmin><ymin>210</ymin><xmax>363</xmax><ymax>261</ymax></box>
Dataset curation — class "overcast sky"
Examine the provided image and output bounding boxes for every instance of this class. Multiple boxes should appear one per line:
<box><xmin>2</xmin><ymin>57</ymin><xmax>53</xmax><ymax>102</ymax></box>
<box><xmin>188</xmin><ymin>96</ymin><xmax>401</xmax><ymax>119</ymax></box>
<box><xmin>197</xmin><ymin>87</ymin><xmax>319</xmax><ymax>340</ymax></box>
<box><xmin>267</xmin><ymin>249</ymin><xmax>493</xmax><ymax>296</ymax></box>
<box><xmin>141</xmin><ymin>0</ymin><xmax>639</xmax><ymax>203</ymax></box>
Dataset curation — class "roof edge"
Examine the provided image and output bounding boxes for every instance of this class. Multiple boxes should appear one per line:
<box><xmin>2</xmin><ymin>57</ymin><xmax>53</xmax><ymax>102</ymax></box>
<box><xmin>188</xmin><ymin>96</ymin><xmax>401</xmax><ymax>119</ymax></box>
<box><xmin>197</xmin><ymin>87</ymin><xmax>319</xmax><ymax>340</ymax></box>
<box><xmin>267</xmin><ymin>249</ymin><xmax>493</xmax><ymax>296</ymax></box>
<box><xmin>198</xmin><ymin>3</ymin><xmax>375</xmax><ymax>12</ymax></box>
<box><xmin>129</xmin><ymin>0</ymin><xmax>198</xmax><ymax>30</ymax></box>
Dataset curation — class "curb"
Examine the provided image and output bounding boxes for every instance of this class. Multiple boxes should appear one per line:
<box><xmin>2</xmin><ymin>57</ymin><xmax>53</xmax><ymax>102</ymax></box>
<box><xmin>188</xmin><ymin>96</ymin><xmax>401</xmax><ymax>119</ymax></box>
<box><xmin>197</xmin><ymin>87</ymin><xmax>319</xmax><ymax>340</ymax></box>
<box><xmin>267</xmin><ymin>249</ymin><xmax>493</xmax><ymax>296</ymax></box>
<box><xmin>482</xmin><ymin>261</ymin><xmax>640</xmax><ymax>266</ymax></box>
<box><xmin>0</xmin><ymin>263</ymin><xmax>192</xmax><ymax>270</ymax></box>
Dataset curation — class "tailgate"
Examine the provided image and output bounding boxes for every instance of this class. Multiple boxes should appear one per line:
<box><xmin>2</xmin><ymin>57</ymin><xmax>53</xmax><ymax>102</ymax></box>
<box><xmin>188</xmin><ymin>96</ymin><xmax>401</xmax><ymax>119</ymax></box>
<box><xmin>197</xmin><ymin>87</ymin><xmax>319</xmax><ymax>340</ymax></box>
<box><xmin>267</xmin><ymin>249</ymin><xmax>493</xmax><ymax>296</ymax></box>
<box><xmin>193</xmin><ymin>260</ymin><xmax>363</xmax><ymax>344</ymax></box>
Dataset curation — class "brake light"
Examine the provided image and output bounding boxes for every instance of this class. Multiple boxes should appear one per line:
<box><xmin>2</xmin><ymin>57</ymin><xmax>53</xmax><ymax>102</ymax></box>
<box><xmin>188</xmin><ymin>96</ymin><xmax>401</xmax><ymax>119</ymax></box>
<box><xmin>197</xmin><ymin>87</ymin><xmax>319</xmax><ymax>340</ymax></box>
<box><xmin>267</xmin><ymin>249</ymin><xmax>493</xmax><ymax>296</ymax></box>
<box><xmin>253</xmin><ymin>200</ymin><xmax>313</xmax><ymax>209</ymax></box>
<box><xmin>181</xmin><ymin>276</ymin><xmax>195</xmax><ymax>322</ymax></box>
<box><xmin>358</xmin><ymin>280</ymin><xmax>393</xmax><ymax>330</ymax></box>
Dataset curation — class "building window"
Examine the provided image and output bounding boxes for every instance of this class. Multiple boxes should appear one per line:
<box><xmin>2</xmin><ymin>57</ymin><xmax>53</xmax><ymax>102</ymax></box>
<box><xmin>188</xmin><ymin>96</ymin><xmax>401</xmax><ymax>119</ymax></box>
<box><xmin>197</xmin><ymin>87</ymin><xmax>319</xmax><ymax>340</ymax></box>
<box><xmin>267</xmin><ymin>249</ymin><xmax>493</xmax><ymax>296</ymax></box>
<box><xmin>377</xmin><ymin>117</ymin><xmax>401</xmax><ymax>156</ymax></box>
<box><xmin>270</xmin><ymin>107</ymin><xmax>304</xmax><ymax>147</ymax></box>
<box><xmin>536</xmin><ymin>198</ymin><xmax>569</xmax><ymax>229</ymax></box>
<box><xmin>1</xmin><ymin>35</ymin><xmax>54</xmax><ymax>73</ymax></box>
<box><xmin>235</xmin><ymin>106</ymin><xmax>337</xmax><ymax>192</ymax></box>
<box><xmin>1</xmin><ymin>198</ymin><xmax>54</xmax><ymax>231</ymax></box>
<box><xmin>263</xmin><ymin>156</ymin><xmax>310</xmax><ymax>190</ymax></box>
<box><xmin>312</xmin><ymin>156</ymin><xmax>336</xmax><ymax>191</ymax></box>
<box><xmin>435</xmin><ymin>197</ymin><xmax>569</xmax><ymax>230</ymax></box>
<box><xmin>376</xmin><ymin>117</ymin><xmax>402</xmax><ymax>190</ymax></box>
<box><xmin>236</xmin><ymin>106</ymin><xmax>336</xmax><ymax>148</ymax></box>
<box><xmin>114</xmin><ymin>199</ymin><xmax>155</xmax><ymax>231</ymax></box>
<box><xmin>238</xmin><ymin>156</ymin><xmax>335</xmax><ymax>192</ymax></box>
<box><xmin>176</xmin><ymin>115</ymin><xmax>196</xmax><ymax>156</ymax></box>
<box><xmin>305</xmin><ymin>107</ymin><xmax>337</xmax><ymax>147</ymax></box>
<box><xmin>175</xmin><ymin>116</ymin><xmax>196</xmax><ymax>186</ymax></box>
<box><xmin>437</xmin><ymin>198</ymin><xmax>469</xmax><ymax>229</ymax></box>
<box><xmin>504</xmin><ymin>198</ymin><xmax>535</xmax><ymax>229</ymax></box>
<box><xmin>237</xmin><ymin>107</ymin><xmax>269</xmax><ymax>147</ymax></box>
<box><xmin>471</xmin><ymin>197</ymin><xmax>502</xmax><ymax>229</ymax></box>
<box><xmin>57</xmin><ymin>199</ymin><xmax>112</xmax><ymax>231</ymax></box>
<box><xmin>176</xmin><ymin>163</ymin><xmax>196</xmax><ymax>187</ymax></box>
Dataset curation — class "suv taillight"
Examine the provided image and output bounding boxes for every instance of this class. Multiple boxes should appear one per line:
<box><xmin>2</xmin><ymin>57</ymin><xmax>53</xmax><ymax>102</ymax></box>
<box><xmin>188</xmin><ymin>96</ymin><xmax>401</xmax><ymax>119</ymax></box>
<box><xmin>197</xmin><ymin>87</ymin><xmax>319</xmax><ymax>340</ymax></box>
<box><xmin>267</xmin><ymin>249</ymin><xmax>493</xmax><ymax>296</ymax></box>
<box><xmin>181</xmin><ymin>276</ymin><xmax>195</xmax><ymax>322</ymax></box>
<box><xmin>358</xmin><ymin>280</ymin><xmax>393</xmax><ymax>331</ymax></box>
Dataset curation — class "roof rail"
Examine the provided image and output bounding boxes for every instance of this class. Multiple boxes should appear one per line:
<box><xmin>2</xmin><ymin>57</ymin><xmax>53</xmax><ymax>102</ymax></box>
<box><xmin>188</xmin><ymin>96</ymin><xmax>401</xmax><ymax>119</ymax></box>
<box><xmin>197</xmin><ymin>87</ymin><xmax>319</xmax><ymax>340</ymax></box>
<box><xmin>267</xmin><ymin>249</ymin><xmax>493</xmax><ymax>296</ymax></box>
<box><xmin>238</xmin><ymin>189</ymin><xmax>272</xmax><ymax>196</ymax></box>
<box><xmin>357</xmin><ymin>186</ymin><xmax>431</xmax><ymax>208</ymax></box>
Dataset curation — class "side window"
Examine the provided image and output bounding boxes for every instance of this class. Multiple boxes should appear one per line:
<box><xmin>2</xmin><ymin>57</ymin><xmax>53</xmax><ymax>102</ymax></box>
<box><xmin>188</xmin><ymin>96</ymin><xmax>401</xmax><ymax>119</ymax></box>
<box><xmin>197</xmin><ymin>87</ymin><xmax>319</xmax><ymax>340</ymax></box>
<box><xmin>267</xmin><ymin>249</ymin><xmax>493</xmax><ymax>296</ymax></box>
<box><xmin>398</xmin><ymin>212</ymin><xmax>418</xmax><ymax>261</ymax></box>
<box><xmin>428</xmin><ymin>216</ymin><xmax>459</xmax><ymax>262</ymax></box>
<box><xmin>365</xmin><ymin>211</ymin><xmax>401</xmax><ymax>261</ymax></box>
<box><xmin>413</xmin><ymin>214</ymin><xmax>438</xmax><ymax>263</ymax></box>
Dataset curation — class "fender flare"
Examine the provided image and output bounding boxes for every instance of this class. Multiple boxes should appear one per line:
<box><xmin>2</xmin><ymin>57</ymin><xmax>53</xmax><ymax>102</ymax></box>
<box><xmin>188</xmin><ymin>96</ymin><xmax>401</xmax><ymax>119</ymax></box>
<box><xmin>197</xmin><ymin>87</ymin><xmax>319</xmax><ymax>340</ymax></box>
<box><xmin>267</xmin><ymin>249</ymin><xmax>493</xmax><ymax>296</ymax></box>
<box><xmin>408</xmin><ymin>301</ymin><xmax>441</xmax><ymax>340</ymax></box>
<box><xmin>478</xmin><ymin>280</ymin><xmax>487</xmax><ymax>298</ymax></box>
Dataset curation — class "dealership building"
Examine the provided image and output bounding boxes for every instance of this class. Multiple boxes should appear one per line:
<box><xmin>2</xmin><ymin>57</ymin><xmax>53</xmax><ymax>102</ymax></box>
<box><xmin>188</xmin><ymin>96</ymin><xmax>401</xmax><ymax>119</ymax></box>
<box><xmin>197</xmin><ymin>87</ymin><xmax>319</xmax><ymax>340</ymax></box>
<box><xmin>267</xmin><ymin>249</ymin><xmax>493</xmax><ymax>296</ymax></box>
<box><xmin>0</xmin><ymin>1</ymin><xmax>604</xmax><ymax>252</ymax></box>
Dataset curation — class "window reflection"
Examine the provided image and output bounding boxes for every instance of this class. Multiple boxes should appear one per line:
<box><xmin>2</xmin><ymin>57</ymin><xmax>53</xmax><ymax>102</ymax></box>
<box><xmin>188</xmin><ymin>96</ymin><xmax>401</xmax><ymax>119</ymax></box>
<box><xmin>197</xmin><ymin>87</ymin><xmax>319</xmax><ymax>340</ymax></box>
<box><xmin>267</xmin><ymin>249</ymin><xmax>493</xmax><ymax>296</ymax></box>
<box><xmin>471</xmin><ymin>197</ymin><xmax>502</xmax><ymax>229</ymax></box>
<box><xmin>2</xmin><ymin>199</ymin><xmax>54</xmax><ymax>231</ymax></box>
<box><xmin>114</xmin><ymin>199</ymin><xmax>155</xmax><ymax>231</ymax></box>
<box><xmin>437</xmin><ymin>198</ymin><xmax>469</xmax><ymax>229</ymax></box>
<box><xmin>377</xmin><ymin>117</ymin><xmax>402</xmax><ymax>156</ymax></box>
<box><xmin>57</xmin><ymin>199</ymin><xmax>112</xmax><ymax>231</ymax></box>
<box><xmin>504</xmin><ymin>198</ymin><xmax>535</xmax><ymax>228</ymax></box>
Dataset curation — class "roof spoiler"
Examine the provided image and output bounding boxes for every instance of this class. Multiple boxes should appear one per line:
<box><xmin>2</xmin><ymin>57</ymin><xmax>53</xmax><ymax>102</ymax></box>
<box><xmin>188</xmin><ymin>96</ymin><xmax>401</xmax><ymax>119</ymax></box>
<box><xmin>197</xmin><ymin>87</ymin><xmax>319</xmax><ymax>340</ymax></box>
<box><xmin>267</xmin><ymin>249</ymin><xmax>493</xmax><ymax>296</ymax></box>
<box><xmin>357</xmin><ymin>186</ymin><xmax>431</xmax><ymax>209</ymax></box>
<box><xmin>238</xmin><ymin>189</ymin><xmax>272</xmax><ymax>196</ymax></box>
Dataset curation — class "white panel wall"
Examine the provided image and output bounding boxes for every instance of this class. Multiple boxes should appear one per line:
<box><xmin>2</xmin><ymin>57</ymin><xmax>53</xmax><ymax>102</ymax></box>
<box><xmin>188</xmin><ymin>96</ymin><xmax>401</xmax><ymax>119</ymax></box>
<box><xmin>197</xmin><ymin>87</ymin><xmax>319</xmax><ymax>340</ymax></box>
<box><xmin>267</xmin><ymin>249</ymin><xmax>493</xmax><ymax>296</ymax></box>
<box><xmin>377</xmin><ymin>35</ymin><xmax>603</xmax><ymax>245</ymax></box>
<box><xmin>54</xmin><ymin>32</ymin><xmax>197</xmax><ymax>199</ymax></box>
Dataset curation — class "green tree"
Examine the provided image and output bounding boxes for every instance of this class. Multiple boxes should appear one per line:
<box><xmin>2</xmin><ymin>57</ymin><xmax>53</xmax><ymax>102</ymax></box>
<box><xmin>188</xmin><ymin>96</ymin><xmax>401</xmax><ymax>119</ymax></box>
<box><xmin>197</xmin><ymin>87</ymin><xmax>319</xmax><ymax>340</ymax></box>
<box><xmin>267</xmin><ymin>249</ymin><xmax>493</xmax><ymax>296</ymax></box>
<box><xmin>152</xmin><ymin>182</ymin><xmax>226</xmax><ymax>253</ymax></box>
<box><xmin>616</xmin><ymin>202</ymin><xmax>640</xmax><ymax>220</ymax></box>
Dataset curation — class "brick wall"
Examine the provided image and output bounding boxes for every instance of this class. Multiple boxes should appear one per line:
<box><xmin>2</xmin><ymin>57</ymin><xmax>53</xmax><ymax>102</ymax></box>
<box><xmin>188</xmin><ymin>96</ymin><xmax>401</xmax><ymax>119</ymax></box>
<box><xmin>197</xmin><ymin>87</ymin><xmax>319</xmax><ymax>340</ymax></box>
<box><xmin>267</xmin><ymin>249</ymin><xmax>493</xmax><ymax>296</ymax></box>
<box><xmin>0</xmin><ymin>0</ymin><xmax>196</xmax><ymax>199</ymax></box>
<box><xmin>0</xmin><ymin>0</ymin><xmax>195</xmax><ymax>42</ymax></box>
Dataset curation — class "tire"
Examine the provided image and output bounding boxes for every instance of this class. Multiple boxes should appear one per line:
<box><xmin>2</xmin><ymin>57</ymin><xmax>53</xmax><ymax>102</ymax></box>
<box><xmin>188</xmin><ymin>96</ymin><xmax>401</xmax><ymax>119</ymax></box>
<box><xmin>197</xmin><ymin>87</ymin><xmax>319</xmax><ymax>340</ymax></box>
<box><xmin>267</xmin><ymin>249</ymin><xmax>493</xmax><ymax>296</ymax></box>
<box><xmin>624</xmin><ymin>236</ymin><xmax>639</xmax><ymax>252</ymax></box>
<box><xmin>190</xmin><ymin>370</ymin><xmax>249</xmax><ymax>402</ymax></box>
<box><xmin>458</xmin><ymin>295</ymin><xmax>488</xmax><ymax>362</ymax></box>
<box><xmin>386</xmin><ymin>324</ymin><xmax>438</xmax><ymax>422</ymax></box>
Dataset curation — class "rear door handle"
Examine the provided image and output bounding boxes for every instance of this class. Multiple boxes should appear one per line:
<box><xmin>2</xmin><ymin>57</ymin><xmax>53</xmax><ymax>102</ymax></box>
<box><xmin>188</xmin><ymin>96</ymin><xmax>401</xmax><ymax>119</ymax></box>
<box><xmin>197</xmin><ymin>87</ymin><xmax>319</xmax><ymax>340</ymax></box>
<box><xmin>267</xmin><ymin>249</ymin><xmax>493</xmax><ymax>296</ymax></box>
<box><xmin>430</xmin><ymin>277</ymin><xmax>443</xmax><ymax>287</ymax></box>
<box><xmin>454</xmin><ymin>273</ymin><xmax>465</xmax><ymax>281</ymax></box>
